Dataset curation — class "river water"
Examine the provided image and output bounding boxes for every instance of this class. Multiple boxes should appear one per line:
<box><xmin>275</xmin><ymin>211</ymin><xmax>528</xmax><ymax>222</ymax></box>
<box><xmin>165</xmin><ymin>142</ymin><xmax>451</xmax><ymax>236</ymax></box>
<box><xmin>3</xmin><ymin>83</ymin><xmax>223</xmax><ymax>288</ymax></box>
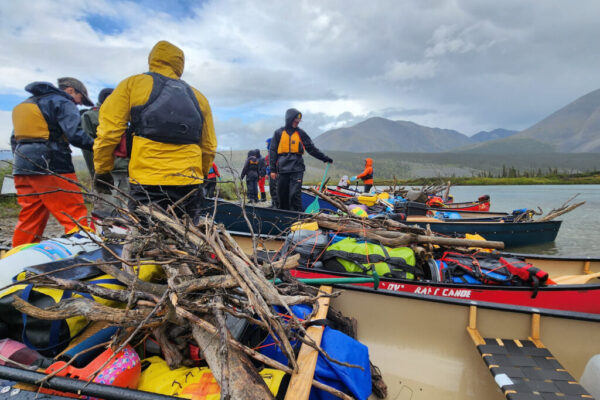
<box><xmin>434</xmin><ymin>185</ymin><xmax>600</xmax><ymax>257</ymax></box>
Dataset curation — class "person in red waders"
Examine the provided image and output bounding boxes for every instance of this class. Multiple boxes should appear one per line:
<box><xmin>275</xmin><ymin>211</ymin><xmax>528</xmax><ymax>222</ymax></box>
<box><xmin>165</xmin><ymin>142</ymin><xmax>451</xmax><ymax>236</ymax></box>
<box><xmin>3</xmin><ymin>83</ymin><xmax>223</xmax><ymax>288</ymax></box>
<box><xmin>204</xmin><ymin>162</ymin><xmax>220</xmax><ymax>198</ymax></box>
<box><xmin>10</xmin><ymin>78</ymin><xmax>95</xmax><ymax>247</ymax></box>
<box><xmin>256</xmin><ymin>148</ymin><xmax>267</xmax><ymax>202</ymax></box>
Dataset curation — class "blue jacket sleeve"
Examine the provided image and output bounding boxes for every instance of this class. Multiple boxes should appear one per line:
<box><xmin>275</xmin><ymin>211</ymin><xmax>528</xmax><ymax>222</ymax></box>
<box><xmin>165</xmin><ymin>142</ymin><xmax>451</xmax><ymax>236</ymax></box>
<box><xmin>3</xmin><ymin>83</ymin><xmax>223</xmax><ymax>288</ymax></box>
<box><xmin>57</xmin><ymin>100</ymin><xmax>94</xmax><ymax>151</ymax></box>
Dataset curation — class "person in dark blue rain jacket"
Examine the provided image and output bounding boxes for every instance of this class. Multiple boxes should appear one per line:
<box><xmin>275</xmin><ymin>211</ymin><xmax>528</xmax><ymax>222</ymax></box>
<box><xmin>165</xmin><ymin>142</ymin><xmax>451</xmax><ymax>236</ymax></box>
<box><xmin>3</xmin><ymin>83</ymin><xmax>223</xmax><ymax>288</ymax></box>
<box><xmin>10</xmin><ymin>78</ymin><xmax>95</xmax><ymax>246</ymax></box>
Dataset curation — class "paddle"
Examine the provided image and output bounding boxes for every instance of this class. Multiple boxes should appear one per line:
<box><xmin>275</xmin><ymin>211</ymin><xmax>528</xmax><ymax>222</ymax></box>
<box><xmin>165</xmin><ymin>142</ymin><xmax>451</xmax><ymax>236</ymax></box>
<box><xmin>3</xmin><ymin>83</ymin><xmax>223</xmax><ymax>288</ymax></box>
<box><xmin>552</xmin><ymin>271</ymin><xmax>600</xmax><ymax>285</ymax></box>
<box><xmin>305</xmin><ymin>163</ymin><xmax>330</xmax><ymax>213</ymax></box>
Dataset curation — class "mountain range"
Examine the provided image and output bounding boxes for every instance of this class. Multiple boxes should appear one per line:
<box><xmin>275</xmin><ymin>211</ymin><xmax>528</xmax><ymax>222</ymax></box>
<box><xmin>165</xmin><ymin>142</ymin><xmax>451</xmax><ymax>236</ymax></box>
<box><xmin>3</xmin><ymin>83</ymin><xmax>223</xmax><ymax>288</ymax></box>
<box><xmin>314</xmin><ymin>88</ymin><xmax>600</xmax><ymax>153</ymax></box>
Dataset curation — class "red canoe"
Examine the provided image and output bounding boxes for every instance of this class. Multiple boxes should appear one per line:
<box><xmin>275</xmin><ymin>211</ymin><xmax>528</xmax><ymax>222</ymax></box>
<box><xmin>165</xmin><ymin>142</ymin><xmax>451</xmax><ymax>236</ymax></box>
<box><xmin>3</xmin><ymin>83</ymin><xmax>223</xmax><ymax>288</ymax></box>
<box><xmin>287</xmin><ymin>252</ymin><xmax>600</xmax><ymax>318</ymax></box>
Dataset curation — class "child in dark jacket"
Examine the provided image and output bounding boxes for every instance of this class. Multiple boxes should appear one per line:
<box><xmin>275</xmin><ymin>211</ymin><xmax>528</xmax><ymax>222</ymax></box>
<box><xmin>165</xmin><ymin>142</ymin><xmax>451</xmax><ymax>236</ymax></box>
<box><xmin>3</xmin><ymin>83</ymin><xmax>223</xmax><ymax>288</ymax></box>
<box><xmin>241</xmin><ymin>150</ymin><xmax>260</xmax><ymax>203</ymax></box>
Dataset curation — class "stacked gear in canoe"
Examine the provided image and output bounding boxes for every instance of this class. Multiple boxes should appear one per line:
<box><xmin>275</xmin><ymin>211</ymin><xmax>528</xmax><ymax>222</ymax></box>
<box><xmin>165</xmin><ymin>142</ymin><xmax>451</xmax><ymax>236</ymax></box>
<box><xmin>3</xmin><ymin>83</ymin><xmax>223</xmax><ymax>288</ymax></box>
<box><xmin>281</xmin><ymin>228</ymin><xmax>331</xmax><ymax>269</ymax></box>
<box><xmin>0</xmin><ymin>274</ymin><xmax>126</xmax><ymax>357</ymax></box>
<box><xmin>0</xmin><ymin>240</ymin><xmax>164</xmax><ymax>357</ymax></box>
<box><xmin>322</xmin><ymin>237</ymin><xmax>421</xmax><ymax>280</ymax></box>
<box><xmin>437</xmin><ymin>251</ymin><xmax>550</xmax><ymax>288</ymax></box>
<box><xmin>254</xmin><ymin>304</ymin><xmax>373</xmax><ymax>400</ymax></box>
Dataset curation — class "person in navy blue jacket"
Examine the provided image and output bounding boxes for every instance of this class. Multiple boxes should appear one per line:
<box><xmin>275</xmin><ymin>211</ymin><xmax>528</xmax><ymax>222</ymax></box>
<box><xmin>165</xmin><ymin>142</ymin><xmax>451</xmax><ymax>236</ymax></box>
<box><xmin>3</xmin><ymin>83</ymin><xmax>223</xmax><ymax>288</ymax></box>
<box><xmin>10</xmin><ymin>78</ymin><xmax>95</xmax><ymax>246</ymax></box>
<box><xmin>269</xmin><ymin>109</ymin><xmax>332</xmax><ymax>211</ymax></box>
<box><xmin>241</xmin><ymin>149</ymin><xmax>260</xmax><ymax>203</ymax></box>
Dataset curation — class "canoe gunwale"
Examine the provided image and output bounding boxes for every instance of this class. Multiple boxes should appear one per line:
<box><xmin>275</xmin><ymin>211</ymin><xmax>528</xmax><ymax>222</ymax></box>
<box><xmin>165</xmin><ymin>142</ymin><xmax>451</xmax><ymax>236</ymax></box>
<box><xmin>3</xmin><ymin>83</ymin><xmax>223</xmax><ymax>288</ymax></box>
<box><xmin>291</xmin><ymin>266</ymin><xmax>600</xmax><ymax>321</ymax></box>
<box><xmin>309</xmin><ymin>278</ymin><xmax>600</xmax><ymax>322</ymax></box>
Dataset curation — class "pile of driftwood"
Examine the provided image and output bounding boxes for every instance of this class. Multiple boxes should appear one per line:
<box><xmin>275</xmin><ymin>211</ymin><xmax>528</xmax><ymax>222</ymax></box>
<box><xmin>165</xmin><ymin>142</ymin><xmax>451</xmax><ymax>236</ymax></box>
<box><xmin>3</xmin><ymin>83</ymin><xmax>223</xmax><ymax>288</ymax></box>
<box><xmin>384</xmin><ymin>180</ymin><xmax>451</xmax><ymax>202</ymax></box>
<box><xmin>8</xmin><ymin>202</ymin><xmax>376</xmax><ymax>400</ymax></box>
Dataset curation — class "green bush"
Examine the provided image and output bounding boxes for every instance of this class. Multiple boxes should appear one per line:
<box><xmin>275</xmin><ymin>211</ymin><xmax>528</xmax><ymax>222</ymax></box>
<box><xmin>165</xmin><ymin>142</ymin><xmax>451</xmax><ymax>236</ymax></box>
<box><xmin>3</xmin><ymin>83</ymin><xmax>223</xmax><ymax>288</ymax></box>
<box><xmin>216</xmin><ymin>181</ymin><xmax>240</xmax><ymax>200</ymax></box>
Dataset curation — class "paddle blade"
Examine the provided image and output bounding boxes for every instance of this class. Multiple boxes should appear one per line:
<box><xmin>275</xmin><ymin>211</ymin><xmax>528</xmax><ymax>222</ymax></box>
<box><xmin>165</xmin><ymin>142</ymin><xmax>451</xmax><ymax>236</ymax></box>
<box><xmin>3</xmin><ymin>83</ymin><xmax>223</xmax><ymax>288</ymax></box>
<box><xmin>553</xmin><ymin>271</ymin><xmax>600</xmax><ymax>285</ymax></box>
<box><xmin>305</xmin><ymin>197</ymin><xmax>320</xmax><ymax>213</ymax></box>
<box><xmin>306</xmin><ymin>163</ymin><xmax>330</xmax><ymax>213</ymax></box>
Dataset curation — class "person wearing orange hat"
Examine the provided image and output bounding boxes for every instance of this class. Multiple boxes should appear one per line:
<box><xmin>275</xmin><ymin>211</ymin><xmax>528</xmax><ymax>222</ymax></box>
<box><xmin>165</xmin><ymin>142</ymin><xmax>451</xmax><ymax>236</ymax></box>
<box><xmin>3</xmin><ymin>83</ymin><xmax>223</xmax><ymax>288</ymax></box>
<box><xmin>350</xmin><ymin>157</ymin><xmax>374</xmax><ymax>193</ymax></box>
<box><xmin>10</xmin><ymin>77</ymin><xmax>95</xmax><ymax>246</ymax></box>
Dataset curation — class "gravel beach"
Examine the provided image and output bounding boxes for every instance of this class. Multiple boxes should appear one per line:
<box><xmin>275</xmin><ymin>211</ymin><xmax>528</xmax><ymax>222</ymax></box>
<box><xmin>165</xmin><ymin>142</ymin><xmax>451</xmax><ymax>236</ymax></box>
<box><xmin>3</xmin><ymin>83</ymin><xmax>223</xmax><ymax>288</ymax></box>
<box><xmin>0</xmin><ymin>216</ymin><xmax>65</xmax><ymax>248</ymax></box>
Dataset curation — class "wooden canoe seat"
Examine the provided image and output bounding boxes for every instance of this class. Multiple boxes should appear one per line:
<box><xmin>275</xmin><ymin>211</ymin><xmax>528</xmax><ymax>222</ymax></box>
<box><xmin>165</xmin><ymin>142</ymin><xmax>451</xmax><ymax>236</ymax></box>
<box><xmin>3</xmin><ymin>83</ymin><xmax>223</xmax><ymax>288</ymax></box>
<box><xmin>477</xmin><ymin>338</ymin><xmax>592</xmax><ymax>399</ymax></box>
<box><xmin>467</xmin><ymin>306</ymin><xmax>593</xmax><ymax>399</ymax></box>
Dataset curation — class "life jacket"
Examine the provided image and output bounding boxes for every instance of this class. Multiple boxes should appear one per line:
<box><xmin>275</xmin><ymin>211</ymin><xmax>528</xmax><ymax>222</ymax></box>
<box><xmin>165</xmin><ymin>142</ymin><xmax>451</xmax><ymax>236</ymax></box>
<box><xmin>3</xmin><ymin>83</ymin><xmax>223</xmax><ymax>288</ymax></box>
<box><xmin>277</xmin><ymin>130</ymin><xmax>304</xmax><ymax>154</ymax></box>
<box><xmin>438</xmin><ymin>252</ymin><xmax>512</xmax><ymax>285</ymax></box>
<box><xmin>323</xmin><ymin>237</ymin><xmax>419</xmax><ymax>280</ymax></box>
<box><xmin>207</xmin><ymin>164</ymin><xmax>218</xmax><ymax>179</ymax></box>
<box><xmin>437</xmin><ymin>251</ymin><xmax>549</xmax><ymax>295</ymax></box>
<box><xmin>12</xmin><ymin>95</ymin><xmax>64</xmax><ymax>144</ymax></box>
<box><xmin>426</xmin><ymin>196</ymin><xmax>445</xmax><ymax>208</ymax></box>
<box><xmin>130</xmin><ymin>72</ymin><xmax>203</xmax><ymax>145</ymax></box>
<box><xmin>499</xmin><ymin>257</ymin><xmax>549</xmax><ymax>288</ymax></box>
<box><xmin>247</xmin><ymin>156</ymin><xmax>259</xmax><ymax>171</ymax></box>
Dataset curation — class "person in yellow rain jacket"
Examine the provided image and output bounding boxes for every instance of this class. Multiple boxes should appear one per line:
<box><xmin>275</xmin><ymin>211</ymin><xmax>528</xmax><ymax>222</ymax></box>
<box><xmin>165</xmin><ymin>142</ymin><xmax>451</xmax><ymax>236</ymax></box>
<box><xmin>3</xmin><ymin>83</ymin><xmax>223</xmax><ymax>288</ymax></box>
<box><xmin>93</xmin><ymin>40</ymin><xmax>217</xmax><ymax>219</ymax></box>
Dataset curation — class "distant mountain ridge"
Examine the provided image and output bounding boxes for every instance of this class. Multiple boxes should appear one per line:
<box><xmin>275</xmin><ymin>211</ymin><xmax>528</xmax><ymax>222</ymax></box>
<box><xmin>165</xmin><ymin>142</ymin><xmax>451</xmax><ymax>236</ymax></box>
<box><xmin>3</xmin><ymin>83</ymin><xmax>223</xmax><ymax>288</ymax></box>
<box><xmin>457</xmin><ymin>88</ymin><xmax>600</xmax><ymax>153</ymax></box>
<box><xmin>314</xmin><ymin>87</ymin><xmax>600</xmax><ymax>153</ymax></box>
<box><xmin>313</xmin><ymin>117</ymin><xmax>515</xmax><ymax>153</ymax></box>
<box><xmin>470</xmin><ymin>128</ymin><xmax>518</xmax><ymax>143</ymax></box>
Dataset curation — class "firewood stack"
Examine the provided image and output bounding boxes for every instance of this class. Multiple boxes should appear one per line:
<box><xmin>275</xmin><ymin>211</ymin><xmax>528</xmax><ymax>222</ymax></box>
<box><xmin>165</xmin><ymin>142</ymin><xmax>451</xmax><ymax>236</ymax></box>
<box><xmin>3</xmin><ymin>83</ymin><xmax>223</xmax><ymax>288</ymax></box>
<box><xmin>9</xmin><ymin>203</ymin><xmax>362</xmax><ymax>400</ymax></box>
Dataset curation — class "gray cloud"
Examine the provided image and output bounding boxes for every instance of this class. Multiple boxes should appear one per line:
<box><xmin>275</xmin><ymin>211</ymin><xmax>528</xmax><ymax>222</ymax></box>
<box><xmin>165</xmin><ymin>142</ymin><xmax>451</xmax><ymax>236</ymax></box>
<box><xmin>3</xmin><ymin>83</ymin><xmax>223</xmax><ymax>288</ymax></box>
<box><xmin>1</xmin><ymin>0</ymin><xmax>600</xmax><ymax>149</ymax></box>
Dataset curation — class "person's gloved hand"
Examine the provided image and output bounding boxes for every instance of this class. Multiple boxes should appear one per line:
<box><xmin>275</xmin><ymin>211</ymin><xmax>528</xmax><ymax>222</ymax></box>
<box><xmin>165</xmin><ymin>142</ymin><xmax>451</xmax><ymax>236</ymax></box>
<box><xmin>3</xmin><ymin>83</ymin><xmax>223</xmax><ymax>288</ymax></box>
<box><xmin>350</xmin><ymin>176</ymin><xmax>357</xmax><ymax>181</ymax></box>
<box><xmin>93</xmin><ymin>172</ymin><xmax>114</xmax><ymax>194</ymax></box>
<box><xmin>217</xmin><ymin>176</ymin><xmax>222</xmax><ymax>182</ymax></box>
<box><xmin>324</xmin><ymin>156</ymin><xmax>333</xmax><ymax>163</ymax></box>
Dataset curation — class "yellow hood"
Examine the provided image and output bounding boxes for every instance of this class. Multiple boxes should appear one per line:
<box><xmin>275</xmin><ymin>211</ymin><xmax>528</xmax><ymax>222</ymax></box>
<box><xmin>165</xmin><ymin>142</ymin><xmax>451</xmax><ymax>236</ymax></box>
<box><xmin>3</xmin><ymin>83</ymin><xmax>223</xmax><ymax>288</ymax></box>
<box><xmin>148</xmin><ymin>40</ymin><xmax>184</xmax><ymax>79</ymax></box>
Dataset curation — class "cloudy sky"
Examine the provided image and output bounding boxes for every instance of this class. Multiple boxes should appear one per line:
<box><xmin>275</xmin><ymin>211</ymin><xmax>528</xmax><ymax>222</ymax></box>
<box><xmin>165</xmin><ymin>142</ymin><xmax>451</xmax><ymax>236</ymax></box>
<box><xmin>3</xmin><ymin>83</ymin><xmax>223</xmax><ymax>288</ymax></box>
<box><xmin>1</xmin><ymin>0</ymin><xmax>600</xmax><ymax>150</ymax></box>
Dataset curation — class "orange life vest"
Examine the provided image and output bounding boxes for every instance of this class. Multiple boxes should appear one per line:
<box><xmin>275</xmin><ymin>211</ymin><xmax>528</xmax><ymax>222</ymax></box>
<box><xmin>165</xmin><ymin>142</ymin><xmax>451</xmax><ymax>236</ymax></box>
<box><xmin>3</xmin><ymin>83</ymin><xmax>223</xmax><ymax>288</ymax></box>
<box><xmin>277</xmin><ymin>130</ymin><xmax>304</xmax><ymax>154</ymax></box>
<box><xmin>12</xmin><ymin>97</ymin><xmax>54</xmax><ymax>142</ymax></box>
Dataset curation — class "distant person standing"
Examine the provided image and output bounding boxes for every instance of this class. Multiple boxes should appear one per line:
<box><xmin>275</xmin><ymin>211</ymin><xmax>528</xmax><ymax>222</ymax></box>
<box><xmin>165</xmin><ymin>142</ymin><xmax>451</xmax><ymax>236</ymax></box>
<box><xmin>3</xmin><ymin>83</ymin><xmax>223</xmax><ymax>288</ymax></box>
<box><xmin>241</xmin><ymin>150</ymin><xmax>260</xmax><ymax>203</ymax></box>
<box><xmin>265</xmin><ymin>138</ymin><xmax>278</xmax><ymax>207</ymax></box>
<box><xmin>269</xmin><ymin>109</ymin><xmax>332</xmax><ymax>211</ymax></box>
<box><xmin>81</xmin><ymin>88</ymin><xmax>130</xmax><ymax>210</ymax></box>
<box><xmin>350</xmin><ymin>157</ymin><xmax>374</xmax><ymax>193</ymax></box>
<box><xmin>256</xmin><ymin>149</ymin><xmax>267</xmax><ymax>202</ymax></box>
<box><xmin>204</xmin><ymin>162</ymin><xmax>220</xmax><ymax>198</ymax></box>
<box><xmin>80</xmin><ymin>88</ymin><xmax>114</xmax><ymax>178</ymax></box>
<box><xmin>10</xmin><ymin>77</ymin><xmax>95</xmax><ymax>246</ymax></box>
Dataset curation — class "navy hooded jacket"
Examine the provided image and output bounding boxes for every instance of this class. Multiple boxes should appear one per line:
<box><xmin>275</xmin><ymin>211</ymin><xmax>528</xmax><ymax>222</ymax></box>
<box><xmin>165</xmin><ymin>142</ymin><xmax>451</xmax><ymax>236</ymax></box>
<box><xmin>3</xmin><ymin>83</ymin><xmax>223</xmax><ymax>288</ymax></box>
<box><xmin>11</xmin><ymin>82</ymin><xmax>94</xmax><ymax>175</ymax></box>
<box><xmin>269</xmin><ymin>108</ymin><xmax>331</xmax><ymax>174</ymax></box>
